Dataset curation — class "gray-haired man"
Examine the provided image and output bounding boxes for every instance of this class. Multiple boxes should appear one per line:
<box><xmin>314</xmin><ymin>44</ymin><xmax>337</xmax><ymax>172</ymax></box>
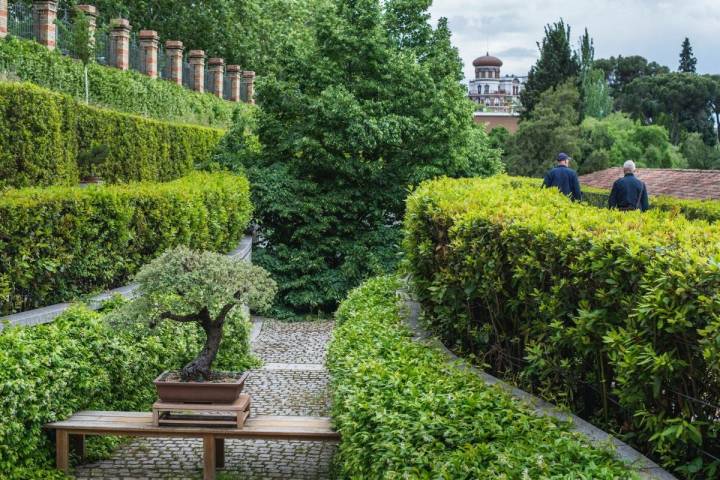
<box><xmin>608</xmin><ymin>161</ymin><xmax>649</xmax><ymax>212</ymax></box>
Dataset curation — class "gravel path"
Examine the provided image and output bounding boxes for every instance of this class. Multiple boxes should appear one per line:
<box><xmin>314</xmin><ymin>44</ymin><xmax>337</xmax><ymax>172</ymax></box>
<box><xmin>73</xmin><ymin>319</ymin><xmax>337</xmax><ymax>480</ymax></box>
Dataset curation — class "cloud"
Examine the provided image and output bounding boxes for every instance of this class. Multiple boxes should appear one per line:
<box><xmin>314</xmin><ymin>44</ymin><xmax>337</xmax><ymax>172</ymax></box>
<box><xmin>430</xmin><ymin>0</ymin><xmax>720</xmax><ymax>80</ymax></box>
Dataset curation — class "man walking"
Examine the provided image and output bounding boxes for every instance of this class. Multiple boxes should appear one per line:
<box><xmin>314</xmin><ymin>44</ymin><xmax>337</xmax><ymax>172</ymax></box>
<box><xmin>609</xmin><ymin>161</ymin><xmax>649</xmax><ymax>212</ymax></box>
<box><xmin>543</xmin><ymin>152</ymin><xmax>582</xmax><ymax>201</ymax></box>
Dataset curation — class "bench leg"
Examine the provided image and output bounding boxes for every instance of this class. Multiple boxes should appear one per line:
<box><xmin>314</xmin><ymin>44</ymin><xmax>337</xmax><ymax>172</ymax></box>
<box><xmin>56</xmin><ymin>430</ymin><xmax>69</xmax><ymax>473</ymax></box>
<box><xmin>203</xmin><ymin>435</ymin><xmax>216</xmax><ymax>480</ymax></box>
<box><xmin>215</xmin><ymin>438</ymin><xmax>225</xmax><ymax>469</ymax></box>
<box><xmin>70</xmin><ymin>433</ymin><xmax>85</xmax><ymax>462</ymax></box>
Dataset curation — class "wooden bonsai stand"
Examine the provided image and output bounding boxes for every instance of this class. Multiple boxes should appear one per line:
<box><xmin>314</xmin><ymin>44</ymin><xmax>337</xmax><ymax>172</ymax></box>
<box><xmin>152</xmin><ymin>394</ymin><xmax>251</xmax><ymax>428</ymax></box>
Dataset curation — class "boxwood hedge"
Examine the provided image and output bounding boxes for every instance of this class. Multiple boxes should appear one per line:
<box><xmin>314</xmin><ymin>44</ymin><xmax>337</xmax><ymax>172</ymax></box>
<box><xmin>0</xmin><ymin>171</ymin><xmax>252</xmax><ymax>315</ymax></box>
<box><xmin>0</xmin><ymin>81</ymin><xmax>225</xmax><ymax>188</ymax></box>
<box><xmin>329</xmin><ymin>276</ymin><xmax>635</xmax><ymax>479</ymax></box>
<box><xmin>0</xmin><ymin>36</ymin><xmax>246</xmax><ymax>128</ymax></box>
<box><xmin>0</xmin><ymin>301</ymin><xmax>255</xmax><ymax>480</ymax></box>
<box><xmin>403</xmin><ymin>176</ymin><xmax>720</xmax><ymax>478</ymax></box>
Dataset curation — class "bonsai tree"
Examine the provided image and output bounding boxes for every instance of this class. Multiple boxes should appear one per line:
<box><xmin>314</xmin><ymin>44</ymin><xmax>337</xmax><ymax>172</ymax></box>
<box><xmin>120</xmin><ymin>246</ymin><xmax>277</xmax><ymax>381</ymax></box>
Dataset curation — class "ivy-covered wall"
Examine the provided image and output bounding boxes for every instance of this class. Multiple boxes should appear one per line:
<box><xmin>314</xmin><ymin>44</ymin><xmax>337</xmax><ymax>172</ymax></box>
<box><xmin>0</xmin><ymin>81</ymin><xmax>225</xmax><ymax>188</ymax></box>
<box><xmin>0</xmin><ymin>172</ymin><xmax>252</xmax><ymax>315</ymax></box>
<box><xmin>0</xmin><ymin>36</ymin><xmax>249</xmax><ymax>127</ymax></box>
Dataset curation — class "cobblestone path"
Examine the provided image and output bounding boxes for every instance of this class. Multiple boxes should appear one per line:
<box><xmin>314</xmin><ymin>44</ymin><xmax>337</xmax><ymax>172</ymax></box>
<box><xmin>74</xmin><ymin>319</ymin><xmax>337</xmax><ymax>480</ymax></box>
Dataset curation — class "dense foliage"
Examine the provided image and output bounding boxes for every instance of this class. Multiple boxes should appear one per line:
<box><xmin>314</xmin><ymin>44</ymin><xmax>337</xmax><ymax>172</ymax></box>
<box><xmin>403</xmin><ymin>176</ymin><xmax>720</xmax><ymax>478</ymax></box>
<box><xmin>216</xmin><ymin>0</ymin><xmax>502</xmax><ymax>314</ymax></box>
<box><xmin>0</xmin><ymin>172</ymin><xmax>251</xmax><ymax>315</ymax></box>
<box><xmin>504</xmin><ymin>81</ymin><xmax>686</xmax><ymax>176</ymax></box>
<box><xmin>0</xmin><ymin>37</ymin><xmax>246</xmax><ymax>126</ymax></box>
<box><xmin>0</xmin><ymin>302</ymin><xmax>255</xmax><ymax>480</ymax></box>
<box><xmin>520</xmin><ymin>19</ymin><xmax>580</xmax><ymax>119</ymax></box>
<box><xmin>329</xmin><ymin>276</ymin><xmax>635</xmax><ymax>479</ymax></box>
<box><xmin>113</xmin><ymin>247</ymin><xmax>276</xmax><ymax>381</ymax></box>
<box><xmin>0</xmin><ymin>81</ymin><xmax>224</xmax><ymax>188</ymax></box>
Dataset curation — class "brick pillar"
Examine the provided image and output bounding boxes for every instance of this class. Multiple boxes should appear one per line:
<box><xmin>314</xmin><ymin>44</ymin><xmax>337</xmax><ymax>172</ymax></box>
<box><xmin>138</xmin><ymin>30</ymin><xmax>159</xmax><ymax>79</ymax></box>
<box><xmin>165</xmin><ymin>40</ymin><xmax>184</xmax><ymax>85</ymax></box>
<box><xmin>188</xmin><ymin>50</ymin><xmax>206</xmax><ymax>93</ymax></box>
<box><xmin>242</xmin><ymin>70</ymin><xmax>256</xmax><ymax>104</ymax></box>
<box><xmin>208</xmin><ymin>58</ymin><xmax>224</xmax><ymax>98</ymax></box>
<box><xmin>110</xmin><ymin>18</ymin><xmax>131</xmax><ymax>71</ymax></box>
<box><xmin>0</xmin><ymin>0</ymin><xmax>8</xmax><ymax>39</ymax></box>
<box><xmin>226</xmin><ymin>65</ymin><xmax>242</xmax><ymax>102</ymax></box>
<box><xmin>76</xmin><ymin>5</ymin><xmax>97</xmax><ymax>47</ymax></box>
<box><xmin>32</xmin><ymin>1</ymin><xmax>58</xmax><ymax>50</ymax></box>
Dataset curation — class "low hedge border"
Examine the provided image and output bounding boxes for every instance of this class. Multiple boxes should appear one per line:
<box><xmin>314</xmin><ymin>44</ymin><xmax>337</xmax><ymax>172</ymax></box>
<box><xmin>0</xmin><ymin>81</ymin><xmax>225</xmax><ymax>188</ymax></box>
<box><xmin>329</xmin><ymin>276</ymin><xmax>635</xmax><ymax>479</ymax></box>
<box><xmin>0</xmin><ymin>36</ymin><xmax>247</xmax><ymax>128</ymax></box>
<box><xmin>0</xmin><ymin>301</ymin><xmax>256</xmax><ymax>480</ymax></box>
<box><xmin>403</xmin><ymin>176</ymin><xmax>720</xmax><ymax>478</ymax></box>
<box><xmin>0</xmin><ymin>172</ymin><xmax>252</xmax><ymax>316</ymax></box>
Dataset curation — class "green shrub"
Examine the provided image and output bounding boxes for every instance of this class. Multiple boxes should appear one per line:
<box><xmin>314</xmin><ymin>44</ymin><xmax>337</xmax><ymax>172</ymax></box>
<box><xmin>403</xmin><ymin>176</ymin><xmax>720</xmax><ymax>478</ymax></box>
<box><xmin>0</xmin><ymin>36</ymin><xmax>248</xmax><ymax>127</ymax></box>
<box><xmin>0</xmin><ymin>172</ymin><xmax>252</xmax><ymax>315</ymax></box>
<box><xmin>329</xmin><ymin>276</ymin><xmax>635</xmax><ymax>479</ymax></box>
<box><xmin>0</xmin><ymin>301</ymin><xmax>255</xmax><ymax>479</ymax></box>
<box><xmin>0</xmin><ymin>81</ymin><xmax>225</xmax><ymax>188</ymax></box>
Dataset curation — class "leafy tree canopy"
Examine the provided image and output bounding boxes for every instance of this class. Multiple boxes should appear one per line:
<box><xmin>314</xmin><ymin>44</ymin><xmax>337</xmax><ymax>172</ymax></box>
<box><xmin>520</xmin><ymin>19</ymin><xmax>580</xmax><ymax>118</ymax></box>
<box><xmin>678</xmin><ymin>37</ymin><xmax>697</xmax><ymax>73</ymax></box>
<box><xmin>215</xmin><ymin>0</ymin><xmax>502</xmax><ymax>314</ymax></box>
<box><xmin>594</xmin><ymin>55</ymin><xmax>670</xmax><ymax>98</ymax></box>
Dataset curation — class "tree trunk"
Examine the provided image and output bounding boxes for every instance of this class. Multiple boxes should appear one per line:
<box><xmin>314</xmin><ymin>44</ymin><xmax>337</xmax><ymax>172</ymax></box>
<box><xmin>84</xmin><ymin>64</ymin><xmax>89</xmax><ymax>105</ymax></box>
<box><xmin>181</xmin><ymin>318</ymin><xmax>225</xmax><ymax>382</ymax></box>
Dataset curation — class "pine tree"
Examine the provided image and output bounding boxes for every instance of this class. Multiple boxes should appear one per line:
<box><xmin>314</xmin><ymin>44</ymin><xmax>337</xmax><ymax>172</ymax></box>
<box><xmin>678</xmin><ymin>37</ymin><xmax>697</xmax><ymax>73</ymax></box>
<box><xmin>520</xmin><ymin>19</ymin><xmax>581</xmax><ymax>118</ymax></box>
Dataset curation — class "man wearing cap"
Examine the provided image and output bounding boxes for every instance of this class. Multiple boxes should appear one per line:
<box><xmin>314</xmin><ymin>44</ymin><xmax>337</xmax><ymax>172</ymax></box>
<box><xmin>609</xmin><ymin>160</ymin><xmax>649</xmax><ymax>212</ymax></box>
<box><xmin>542</xmin><ymin>152</ymin><xmax>582</xmax><ymax>201</ymax></box>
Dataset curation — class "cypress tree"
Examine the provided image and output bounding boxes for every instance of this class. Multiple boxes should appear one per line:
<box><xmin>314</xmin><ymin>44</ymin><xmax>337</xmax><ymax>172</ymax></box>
<box><xmin>678</xmin><ymin>37</ymin><xmax>697</xmax><ymax>73</ymax></box>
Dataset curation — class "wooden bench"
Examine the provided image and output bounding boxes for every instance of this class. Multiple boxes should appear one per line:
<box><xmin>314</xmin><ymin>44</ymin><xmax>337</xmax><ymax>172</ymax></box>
<box><xmin>46</xmin><ymin>411</ymin><xmax>340</xmax><ymax>480</ymax></box>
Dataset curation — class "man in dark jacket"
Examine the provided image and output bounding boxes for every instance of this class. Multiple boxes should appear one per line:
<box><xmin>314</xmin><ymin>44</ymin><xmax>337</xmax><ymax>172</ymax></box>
<box><xmin>543</xmin><ymin>152</ymin><xmax>582</xmax><ymax>201</ymax></box>
<box><xmin>609</xmin><ymin>160</ymin><xmax>649</xmax><ymax>212</ymax></box>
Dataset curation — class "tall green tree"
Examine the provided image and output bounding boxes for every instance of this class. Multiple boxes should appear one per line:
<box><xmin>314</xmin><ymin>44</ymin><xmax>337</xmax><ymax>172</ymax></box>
<box><xmin>67</xmin><ymin>7</ymin><xmax>95</xmax><ymax>104</ymax></box>
<box><xmin>619</xmin><ymin>73</ymin><xmax>716</xmax><ymax>145</ymax></box>
<box><xmin>505</xmin><ymin>80</ymin><xmax>582</xmax><ymax>176</ymax></box>
<box><xmin>594</xmin><ymin>55</ymin><xmax>669</xmax><ymax>98</ymax></box>
<box><xmin>520</xmin><ymin>19</ymin><xmax>580</xmax><ymax>118</ymax></box>
<box><xmin>678</xmin><ymin>37</ymin><xmax>697</xmax><ymax>73</ymax></box>
<box><xmin>216</xmin><ymin>0</ymin><xmax>501</xmax><ymax>314</ymax></box>
<box><xmin>577</xmin><ymin>29</ymin><xmax>612</xmax><ymax>119</ymax></box>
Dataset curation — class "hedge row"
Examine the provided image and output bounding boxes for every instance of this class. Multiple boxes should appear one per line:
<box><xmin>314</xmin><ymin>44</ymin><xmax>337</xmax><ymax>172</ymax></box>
<box><xmin>0</xmin><ymin>301</ymin><xmax>255</xmax><ymax>480</ymax></box>
<box><xmin>0</xmin><ymin>36</ymin><xmax>247</xmax><ymax>127</ymax></box>
<box><xmin>582</xmin><ymin>185</ymin><xmax>720</xmax><ymax>223</ymax></box>
<box><xmin>403</xmin><ymin>176</ymin><xmax>720</xmax><ymax>478</ymax></box>
<box><xmin>0</xmin><ymin>172</ymin><xmax>252</xmax><ymax>315</ymax></box>
<box><xmin>329</xmin><ymin>276</ymin><xmax>634</xmax><ymax>478</ymax></box>
<box><xmin>0</xmin><ymin>81</ymin><xmax>225</xmax><ymax>188</ymax></box>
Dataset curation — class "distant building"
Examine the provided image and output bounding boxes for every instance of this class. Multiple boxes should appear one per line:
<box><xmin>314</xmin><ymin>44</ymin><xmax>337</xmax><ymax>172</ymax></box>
<box><xmin>468</xmin><ymin>53</ymin><xmax>526</xmax><ymax>115</ymax></box>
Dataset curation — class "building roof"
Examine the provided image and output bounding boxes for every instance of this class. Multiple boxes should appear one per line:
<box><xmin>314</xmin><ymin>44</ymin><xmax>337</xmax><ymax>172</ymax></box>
<box><xmin>579</xmin><ymin>167</ymin><xmax>720</xmax><ymax>200</ymax></box>
<box><xmin>473</xmin><ymin>54</ymin><xmax>503</xmax><ymax>67</ymax></box>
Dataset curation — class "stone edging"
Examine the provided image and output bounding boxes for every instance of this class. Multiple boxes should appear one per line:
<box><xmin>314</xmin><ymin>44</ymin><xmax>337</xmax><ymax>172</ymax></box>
<box><xmin>399</xmin><ymin>291</ymin><xmax>677</xmax><ymax>480</ymax></box>
<box><xmin>1</xmin><ymin>236</ymin><xmax>253</xmax><ymax>330</ymax></box>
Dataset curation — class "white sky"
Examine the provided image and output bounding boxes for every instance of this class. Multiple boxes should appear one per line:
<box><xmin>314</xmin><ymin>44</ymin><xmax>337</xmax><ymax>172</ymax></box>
<box><xmin>428</xmin><ymin>0</ymin><xmax>720</xmax><ymax>80</ymax></box>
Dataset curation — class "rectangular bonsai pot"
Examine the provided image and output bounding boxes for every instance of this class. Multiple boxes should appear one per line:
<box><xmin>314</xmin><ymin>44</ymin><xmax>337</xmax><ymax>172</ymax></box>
<box><xmin>154</xmin><ymin>371</ymin><xmax>249</xmax><ymax>404</ymax></box>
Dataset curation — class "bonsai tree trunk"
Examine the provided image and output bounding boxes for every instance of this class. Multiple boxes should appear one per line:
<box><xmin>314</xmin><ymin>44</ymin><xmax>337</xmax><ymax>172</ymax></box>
<box><xmin>181</xmin><ymin>316</ymin><xmax>225</xmax><ymax>382</ymax></box>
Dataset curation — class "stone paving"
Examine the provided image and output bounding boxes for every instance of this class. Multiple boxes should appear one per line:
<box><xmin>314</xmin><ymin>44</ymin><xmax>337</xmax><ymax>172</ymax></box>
<box><xmin>74</xmin><ymin>319</ymin><xmax>337</xmax><ymax>480</ymax></box>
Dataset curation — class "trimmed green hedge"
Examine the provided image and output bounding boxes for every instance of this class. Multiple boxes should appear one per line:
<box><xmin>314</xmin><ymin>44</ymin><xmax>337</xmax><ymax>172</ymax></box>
<box><xmin>0</xmin><ymin>36</ymin><xmax>247</xmax><ymax>127</ymax></box>
<box><xmin>581</xmin><ymin>184</ymin><xmax>720</xmax><ymax>223</ymax></box>
<box><xmin>0</xmin><ymin>301</ymin><xmax>255</xmax><ymax>480</ymax></box>
<box><xmin>0</xmin><ymin>172</ymin><xmax>252</xmax><ymax>315</ymax></box>
<box><xmin>329</xmin><ymin>276</ymin><xmax>635</xmax><ymax>478</ymax></box>
<box><xmin>403</xmin><ymin>176</ymin><xmax>720</xmax><ymax>478</ymax></box>
<box><xmin>0</xmin><ymin>81</ymin><xmax>225</xmax><ymax>188</ymax></box>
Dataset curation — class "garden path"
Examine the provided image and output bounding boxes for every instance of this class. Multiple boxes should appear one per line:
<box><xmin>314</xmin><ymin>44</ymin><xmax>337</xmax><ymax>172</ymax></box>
<box><xmin>73</xmin><ymin>319</ymin><xmax>336</xmax><ymax>480</ymax></box>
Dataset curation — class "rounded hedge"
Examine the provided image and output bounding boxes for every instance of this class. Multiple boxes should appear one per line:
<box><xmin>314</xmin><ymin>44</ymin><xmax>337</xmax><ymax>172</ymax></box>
<box><xmin>0</xmin><ymin>81</ymin><xmax>226</xmax><ymax>189</ymax></box>
<box><xmin>329</xmin><ymin>276</ymin><xmax>635</xmax><ymax>478</ymax></box>
<box><xmin>0</xmin><ymin>171</ymin><xmax>252</xmax><ymax>315</ymax></box>
<box><xmin>403</xmin><ymin>176</ymin><xmax>720</xmax><ymax>478</ymax></box>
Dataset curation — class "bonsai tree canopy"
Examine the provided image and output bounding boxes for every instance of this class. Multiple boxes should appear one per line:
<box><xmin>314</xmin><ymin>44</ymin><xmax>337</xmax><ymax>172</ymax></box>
<box><xmin>120</xmin><ymin>246</ymin><xmax>277</xmax><ymax>381</ymax></box>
